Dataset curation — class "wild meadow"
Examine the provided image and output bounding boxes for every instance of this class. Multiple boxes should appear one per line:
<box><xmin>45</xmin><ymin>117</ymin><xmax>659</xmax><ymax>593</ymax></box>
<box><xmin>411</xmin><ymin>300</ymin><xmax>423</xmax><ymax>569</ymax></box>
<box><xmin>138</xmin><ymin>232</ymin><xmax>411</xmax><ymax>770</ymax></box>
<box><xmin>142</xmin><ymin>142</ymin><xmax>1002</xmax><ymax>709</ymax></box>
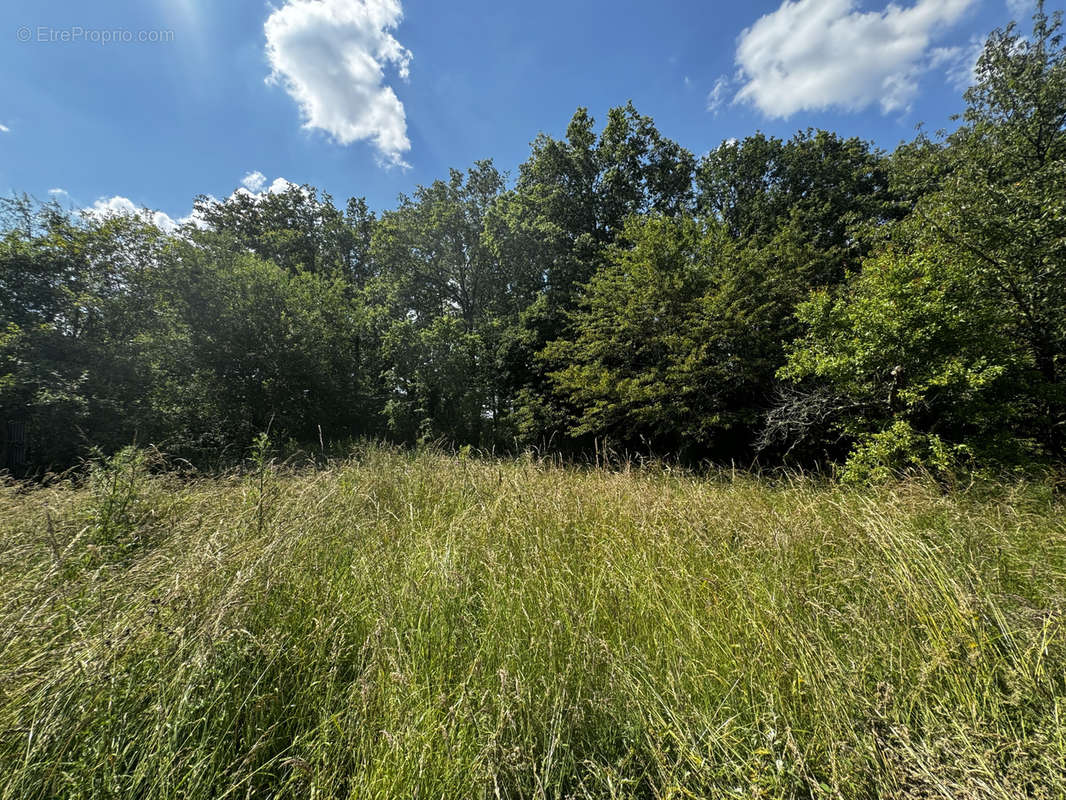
<box><xmin>3</xmin><ymin>2</ymin><xmax>1065</xmax><ymax>797</ymax></box>
<box><xmin>1</xmin><ymin>446</ymin><xmax>1064</xmax><ymax>798</ymax></box>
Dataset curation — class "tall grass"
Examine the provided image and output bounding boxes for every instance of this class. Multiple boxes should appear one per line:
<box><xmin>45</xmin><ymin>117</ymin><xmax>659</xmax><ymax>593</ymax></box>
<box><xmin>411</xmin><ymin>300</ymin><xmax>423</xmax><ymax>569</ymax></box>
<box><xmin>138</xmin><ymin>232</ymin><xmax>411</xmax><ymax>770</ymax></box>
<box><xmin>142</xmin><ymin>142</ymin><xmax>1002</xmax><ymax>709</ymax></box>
<box><xmin>1</xmin><ymin>446</ymin><xmax>1064</xmax><ymax>798</ymax></box>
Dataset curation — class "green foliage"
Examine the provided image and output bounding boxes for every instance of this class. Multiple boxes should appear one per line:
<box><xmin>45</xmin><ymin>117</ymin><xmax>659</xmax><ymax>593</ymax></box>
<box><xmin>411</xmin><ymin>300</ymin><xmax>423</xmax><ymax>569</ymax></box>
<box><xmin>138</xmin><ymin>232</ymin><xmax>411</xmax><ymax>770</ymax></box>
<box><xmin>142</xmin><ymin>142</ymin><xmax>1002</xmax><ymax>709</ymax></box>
<box><xmin>546</xmin><ymin>208</ymin><xmax>851</xmax><ymax>457</ymax></box>
<box><xmin>545</xmin><ymin>215</ymin><xmax>729</xmax><ymax>450</ymax></box>
<box><xmin>780</xmin><ymin>3</ymin><xmax>1066</xmax><ymax>478</ymax></box>
<box><xmin>192</xmin><ymin>183</ymin><xmax>373</xmax><ymax>279</ymax></box>
<box><xmin>0</xmin><ymin>199</ymin><xmax>167</xmax><ymax>466</ymax></box>
<box><xmin>0</xmin><ymin>321</ymin><xmax>23</xmax><ymax>396</ymax></box>
<box><xmin>696</xmin><ymin>129</ymin><xmax>897</xmax><ymax>282</ymax></box>
<box><xmin>379</xmin><ymin>315</ymin><xmax>490</xmax><ymax>444</ymax></box>
<box><xmin>838</xmin><ymin>420</ymin><xmax>970</xmax><ymax>484</ymax></box>
<box><xmin>933</xmin><ymin>4</ymin><xmax>1066</xmax><ymax>453</ymax></box>
<box><xmin>781</xmin><ymin>231</ymin><xmax>1035</xmax><ymax>471</ymax></box>
<box><xmin>485</xmin><ymin>104</ymin><xmax>697</xmax><ymax>445</ymax></box>
<box><xmin>1</xmin><ymin>4</ymin><xmax>1063</xmax><ymax>476</ymax></box>
<box><xmin>146</xmin><ymin>245</ymin><xmax>368</xmax><ymax>455</ymax></box>
<box><xmin>368</xmin><ymin>161</ymin><xmax>512</xmax><ymax>446</ymax></box>
<box><xmin>81</xmin><ymin>447</ymin><xmax>160</xmax><ymax>558</ymax></box>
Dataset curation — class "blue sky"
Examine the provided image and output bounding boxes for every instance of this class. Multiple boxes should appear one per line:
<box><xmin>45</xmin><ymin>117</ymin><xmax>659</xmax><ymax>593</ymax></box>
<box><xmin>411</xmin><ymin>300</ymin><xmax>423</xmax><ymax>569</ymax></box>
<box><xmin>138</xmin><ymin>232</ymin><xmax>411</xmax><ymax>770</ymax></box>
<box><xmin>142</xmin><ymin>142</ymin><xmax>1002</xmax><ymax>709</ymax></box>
<box><xmin>1</xmin><ymin>0</ymin><xmax>1059</xmax><ymax>225</ymax></box>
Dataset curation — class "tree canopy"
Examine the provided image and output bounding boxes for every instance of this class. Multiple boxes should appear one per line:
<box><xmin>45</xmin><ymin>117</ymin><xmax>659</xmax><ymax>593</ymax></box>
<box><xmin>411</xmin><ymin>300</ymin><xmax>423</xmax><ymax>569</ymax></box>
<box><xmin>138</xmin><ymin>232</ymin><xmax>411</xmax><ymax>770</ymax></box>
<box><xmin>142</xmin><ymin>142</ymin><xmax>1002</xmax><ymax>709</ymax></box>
<box><xmin>2</xmin><ymin>4</ymin><xmax>1063</xmax><ymax>481</ymax></box>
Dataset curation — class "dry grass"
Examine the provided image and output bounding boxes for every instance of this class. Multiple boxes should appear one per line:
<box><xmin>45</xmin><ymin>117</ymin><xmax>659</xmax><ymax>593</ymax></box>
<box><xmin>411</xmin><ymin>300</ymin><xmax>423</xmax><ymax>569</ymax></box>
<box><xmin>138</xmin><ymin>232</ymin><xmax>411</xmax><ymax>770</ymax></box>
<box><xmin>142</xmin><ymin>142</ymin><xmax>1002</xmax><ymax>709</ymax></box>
<box><xmin>1</xmin><ymin>445</ymin><xmax>1064</xmax><ymax>798</ymax></box>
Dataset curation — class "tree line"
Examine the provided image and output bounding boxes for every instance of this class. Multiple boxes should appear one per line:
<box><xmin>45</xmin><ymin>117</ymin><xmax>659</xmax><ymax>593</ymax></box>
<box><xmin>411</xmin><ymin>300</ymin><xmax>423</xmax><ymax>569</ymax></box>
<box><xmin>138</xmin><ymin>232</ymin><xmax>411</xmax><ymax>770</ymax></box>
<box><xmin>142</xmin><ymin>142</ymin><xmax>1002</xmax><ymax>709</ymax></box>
<box><xmin>2</xmin><ymin>6</ymin><xmax>1064</xmax><ymax>480</ymax></box>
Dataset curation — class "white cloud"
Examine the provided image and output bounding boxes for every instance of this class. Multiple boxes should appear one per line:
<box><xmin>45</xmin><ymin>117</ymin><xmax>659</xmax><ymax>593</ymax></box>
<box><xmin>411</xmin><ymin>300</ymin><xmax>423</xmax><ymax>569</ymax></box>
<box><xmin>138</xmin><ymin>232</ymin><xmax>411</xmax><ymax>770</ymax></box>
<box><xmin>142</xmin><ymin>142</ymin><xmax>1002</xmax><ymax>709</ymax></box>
<box><xmin>1007</xmin><ymin>0</ymin><xmax>1034</xmax><ymax>19</ymax></box>
<box><xmin>82</xmin><ymin>174</ymin><xmax>301</xmax><ymax>236</ymax></box>
<box><xmin>267</xmin><ymin>177</ymin><xmax>298</xmax><ymax>195</ymax></box>
<box><xmin>48</xmin><ymin>188</ymin><xmax>69</xmax><ymax>197</ymax></box>
<box><xmin>264</xmin><ymin>0</ymin><xmax>413</xmax><ymax>168</ymax></box>
<box><xmin>0</xmin><ymin>123</ymin><xmax>9</xmax><ymax>133</ymax></box>
<box><xmin>266</xmin><ymin>177</ymin><xmax>297</xmax><ymax>194</ymax></box>
<box><xmin>241</xmin><ymin>170</ymin><xmax>268</xmax><ymax>192</ymax></box>
<box><xmin>86</xmin><ymin>196</ymin><xmax>203</xmax><ymax>233</ymax></box>
<box><xmin>232</xmin><ymin>176</ymin><xmax>300</xmax><ymax>200</ymax></box>
<box><xmin>733</xmin><ymin>0</ymin><xmax>976</xmax><ymax>117</ymax></box>
<box><xmin>89</xmin><ymin>196</ymin><xmax>182</xmax><ymax>232</ymax></box>
<box><xmin>706</xmin><ymin>76</ymin><xmax>731</xmax><ymax>114</ymax></box>
<box><xmin>930</xmin><ymin>38</ymin><xmax>983</xmax><ymax>92</ymax></box>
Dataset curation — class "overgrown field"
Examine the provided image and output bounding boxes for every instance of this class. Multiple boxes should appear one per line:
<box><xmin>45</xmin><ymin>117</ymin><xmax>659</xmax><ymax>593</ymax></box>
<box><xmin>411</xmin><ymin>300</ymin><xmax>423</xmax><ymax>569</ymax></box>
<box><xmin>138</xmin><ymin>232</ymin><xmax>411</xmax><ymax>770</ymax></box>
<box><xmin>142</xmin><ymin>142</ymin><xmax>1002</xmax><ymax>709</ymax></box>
<box><xmin>1</xmin><ymin>447</ymin><xmax>1065</xmax><ymax>799</ymax></box>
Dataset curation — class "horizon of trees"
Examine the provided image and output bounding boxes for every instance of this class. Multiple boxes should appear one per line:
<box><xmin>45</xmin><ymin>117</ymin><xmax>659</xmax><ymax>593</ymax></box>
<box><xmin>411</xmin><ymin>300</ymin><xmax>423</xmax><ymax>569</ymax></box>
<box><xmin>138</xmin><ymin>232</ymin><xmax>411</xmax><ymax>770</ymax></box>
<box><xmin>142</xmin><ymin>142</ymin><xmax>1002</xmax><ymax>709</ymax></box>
<box><xmin>2</xmin><ymin>4</ymin><xmax>1064</xmax><ymax>481</ymax></box>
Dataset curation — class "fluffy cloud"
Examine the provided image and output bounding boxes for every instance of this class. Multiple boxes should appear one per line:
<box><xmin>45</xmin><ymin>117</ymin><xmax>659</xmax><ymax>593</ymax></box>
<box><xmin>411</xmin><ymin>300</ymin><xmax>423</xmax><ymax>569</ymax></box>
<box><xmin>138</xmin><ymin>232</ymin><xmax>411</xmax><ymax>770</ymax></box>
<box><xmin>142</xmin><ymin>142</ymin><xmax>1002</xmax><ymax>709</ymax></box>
<box><xmin>241</xmin><ymin>170</ymin><xmax>268</xmax><ymax>192</ymax></box>
<box><xmin>0</xmin><ymin>123</ymin><xmax>9</xmax><ymax>133</ymax></box>
<box><xmin>1007</xmin><ymin>0</ymin><xmax>1034</xmax><ymax>18</ymax></box>
<box><xmin>733</xmin><ymin>0</ymin><xmax>976</xmax><ymax>117</ymax></box>
<box><xmin>232</xmin><ymin>176</ymin><xmax>301</xmax><ymax>202</ymax></box>
<box><xmin>264</xmin><ymin>0</ymin><xmax>413</xmax><ymax>168</ymax></box>
<box><xmin>88</xmin><ymin>196</ymin><xmax>186</xmax><ymax>233</ymax></box>
<box><xmin>930</xmin><ymin>38</ymin><xmax>984</xmax><ymax>92</ymax></box>
<box><xmin>85</xmin><ymin>176</ymin><xmax>299</xmax><ymax>235</ymax></box>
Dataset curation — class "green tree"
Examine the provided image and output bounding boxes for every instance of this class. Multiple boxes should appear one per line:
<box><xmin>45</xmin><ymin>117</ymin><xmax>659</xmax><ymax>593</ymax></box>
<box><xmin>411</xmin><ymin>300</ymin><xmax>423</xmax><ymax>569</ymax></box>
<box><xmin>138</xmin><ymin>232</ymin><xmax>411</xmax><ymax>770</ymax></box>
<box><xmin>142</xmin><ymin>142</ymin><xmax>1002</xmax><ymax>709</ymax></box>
<box><xmin>696</xmin><ymin>129</ymin><xmax>896</xmax><ymax>284</ymax></box>
<box><xmin>193</xmin><ymin>183</ymin><xmax>374</xmax><ymax>280</ymax></box>
<box><xmin>0</xmin><ymin>198</ymin><xmax>166</xmax><ymax>466</ymax></box>
<box><xmin>778</xmin><ymin>227</ymin><xmax>1030</xmax><ymax>476</ymax></box>
<box><xmin>368</xmin><ymin>161</ymin><xmax>510</xmax><ymax>445</ymax></box>
<box><xmin>144</xmin><ymin>241</ymin><xmax>368</xmax><ymax>455</ymax></box>
<box><xmin>487</xmin><ymin>103</ymin><xmax>696</xmax><ymax>445</ymax></box>
<box><xmin>546</xmin><ymin>215</ymin><xmax>817</xmax><ymax>458</ymax></box>
<box><xmin>779</xmin><ymin>3</ymin><xmax>1066</xmax><ymax>476</ymax></box>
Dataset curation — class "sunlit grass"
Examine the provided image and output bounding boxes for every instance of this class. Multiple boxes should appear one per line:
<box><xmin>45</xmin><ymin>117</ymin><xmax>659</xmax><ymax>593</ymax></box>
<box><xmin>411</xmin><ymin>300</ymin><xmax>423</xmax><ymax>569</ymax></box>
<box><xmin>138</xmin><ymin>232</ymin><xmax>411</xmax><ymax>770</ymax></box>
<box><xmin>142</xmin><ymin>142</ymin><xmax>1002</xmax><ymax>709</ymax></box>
<box><xmin>1</xmin><ymin>446</ymin><xmax>1064</xmax><ymax>798</ymax></box>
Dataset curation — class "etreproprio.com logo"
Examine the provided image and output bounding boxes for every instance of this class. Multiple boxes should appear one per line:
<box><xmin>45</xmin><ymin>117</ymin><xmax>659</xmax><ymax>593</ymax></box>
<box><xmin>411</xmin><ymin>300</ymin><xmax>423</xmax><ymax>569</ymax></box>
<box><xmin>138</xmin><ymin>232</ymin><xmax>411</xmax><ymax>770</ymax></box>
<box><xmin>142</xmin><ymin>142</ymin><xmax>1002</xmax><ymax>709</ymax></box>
<box><xmin>16</xmin><ymin>26</ymin><xmax>175</xmax><ymax>44</ymax></box>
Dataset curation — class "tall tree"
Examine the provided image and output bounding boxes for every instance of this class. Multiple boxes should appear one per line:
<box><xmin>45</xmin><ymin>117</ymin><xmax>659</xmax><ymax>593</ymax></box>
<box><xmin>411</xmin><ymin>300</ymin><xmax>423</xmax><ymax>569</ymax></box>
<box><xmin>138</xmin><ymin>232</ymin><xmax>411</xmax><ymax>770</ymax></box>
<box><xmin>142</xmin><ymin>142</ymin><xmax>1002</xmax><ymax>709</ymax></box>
<box><xmin>778</xmin><ymin>3</ymin><xmax>1066</xmax><ymax>475</ymax></box>
<box><xmin>0</xmin><ymin>198</ymin><xmax>166</xmax><ymax>465</ymax></box>
<box><xmin>193</xmin><ymin>183</ymin><xmax>373</xmax><ymax>280</ymax></box>
<box><xmin>696</xmin><ymin>129</ymin><xmax>896</xmax><ymax>284</ymax></box>
<box><xmin>487</xmin><ymin>103</ymin><xmax>696</xmax><ymax>444</ymax></box>
<box><xmin>369</xmin><ymin>161</ymin><xmax>509</xmax><ymax>445</ymax></box>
